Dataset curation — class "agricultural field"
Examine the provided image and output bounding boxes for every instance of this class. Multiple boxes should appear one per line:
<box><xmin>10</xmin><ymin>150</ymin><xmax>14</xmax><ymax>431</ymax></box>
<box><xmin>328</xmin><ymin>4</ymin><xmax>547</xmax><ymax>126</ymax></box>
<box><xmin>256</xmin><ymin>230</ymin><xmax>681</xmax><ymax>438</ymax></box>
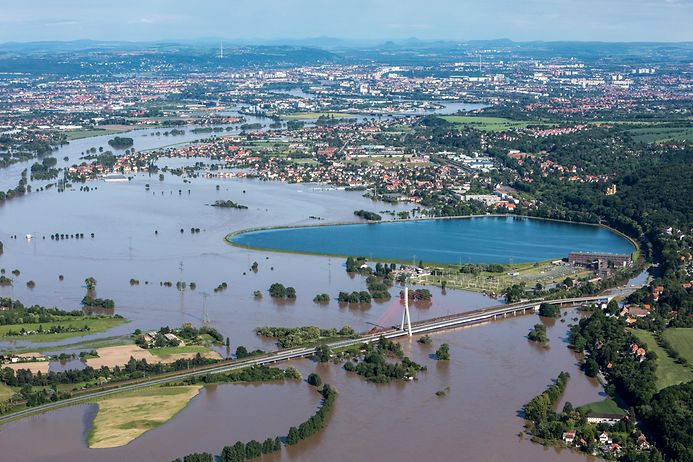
<box><xmin>88</xmin><ymin>385</ymin><xmax>202</xmax><ymax>448</ymax></box>
<box><xmin>85</xmin><ymin>344</ymin><xmax>221</xmax><ymax>368</ymax></box>
<box><xmin>661</xmin><ymin>328</ymin><xmax>693</xmax><ymax>365</ymax></box>
<box><xmin>631</xmin><ymin>330</ymin><xmax>693</xmax><ymax>391</ymax></box>
<box><xmin>625</xmin><ymin>125</ymin><xmax>693</xmax><ymax>143</ymax></box>
<box><xmin>579</xmin><ymin>398</ymin><xmax>627</xmax><ymax>416</ymax></box>
<box><xmin>0</xmin><ymin>317</ymin><xmax>127</xmax><ymax>342</ymax></box>
<box><xmin>1</xmin><ymin>335</ymin><xmax>131</xmax><ymax>355</ymax></box>
<box><xmin>0</xmin><ymin>383</ymin><xmax>15</xmax><ymax>403</ymax></box>
<box><xmin>62</xmin><ymin>128</ymin><xmax>125</xmax><ymax>140</ymax></box>
<box><xmin>439</xmin><ymin>115</ymin><xmax>546</xmax><ymax>131</ymax></box>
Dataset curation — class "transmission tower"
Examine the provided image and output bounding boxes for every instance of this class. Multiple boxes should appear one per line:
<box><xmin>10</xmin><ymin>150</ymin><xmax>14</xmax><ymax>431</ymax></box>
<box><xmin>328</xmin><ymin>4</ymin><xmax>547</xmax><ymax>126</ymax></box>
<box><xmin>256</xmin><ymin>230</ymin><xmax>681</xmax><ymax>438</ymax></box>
<box><xmin>201</xmin><ymin>292</ymin><xmax>210</xmax><ymax>324</ymax></box>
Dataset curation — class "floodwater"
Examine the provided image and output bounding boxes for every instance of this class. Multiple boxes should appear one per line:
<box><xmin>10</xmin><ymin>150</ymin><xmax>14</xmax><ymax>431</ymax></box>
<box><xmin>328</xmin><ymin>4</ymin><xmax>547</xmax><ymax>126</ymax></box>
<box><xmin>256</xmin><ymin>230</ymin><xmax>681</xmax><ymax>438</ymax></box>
<box><xmin>0</xmin><ymin>307</ymin><xmax>603</xmax><ymax>462</ymax></box>
<box><xmin>0</xmin><ymin>381</ymin><xmax>319</xmax><ymax>462</ymax></box>
<box><xmin>0</xmin><ymin>114</ymin><xmax>608</xmax><ymax>461</ymax></box>
<box><xmin>232</xmin><ymin>216</ymin><xmax>635</xmax><ymax>265</ymax></box>
<box><xmin>0</xmin><ymin>174</ymin><xmax>499</xmax><ymax>353</ymax></box>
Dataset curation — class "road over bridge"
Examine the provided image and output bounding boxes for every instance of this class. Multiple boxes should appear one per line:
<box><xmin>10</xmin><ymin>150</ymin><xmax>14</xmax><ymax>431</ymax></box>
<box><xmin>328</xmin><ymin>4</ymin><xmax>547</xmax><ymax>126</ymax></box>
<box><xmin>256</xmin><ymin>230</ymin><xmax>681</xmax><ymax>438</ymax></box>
<box><xmin>0</xmin><ymin>294</ymin><xmax>611</xmax><ymax>424</ymax></box>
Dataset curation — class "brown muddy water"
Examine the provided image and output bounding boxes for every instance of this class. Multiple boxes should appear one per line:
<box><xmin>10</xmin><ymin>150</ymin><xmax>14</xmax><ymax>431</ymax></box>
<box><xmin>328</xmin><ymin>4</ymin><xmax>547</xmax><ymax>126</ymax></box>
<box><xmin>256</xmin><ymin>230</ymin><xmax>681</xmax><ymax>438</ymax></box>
<box><xmin>0</xmin><ymin>174</ymin><xmax>498</xmax><ymax>354</ymax></box>
<box><xmin>0</xmin><ymin>308</ymin><xmax>603</xmax><ymax>462</ymax></box>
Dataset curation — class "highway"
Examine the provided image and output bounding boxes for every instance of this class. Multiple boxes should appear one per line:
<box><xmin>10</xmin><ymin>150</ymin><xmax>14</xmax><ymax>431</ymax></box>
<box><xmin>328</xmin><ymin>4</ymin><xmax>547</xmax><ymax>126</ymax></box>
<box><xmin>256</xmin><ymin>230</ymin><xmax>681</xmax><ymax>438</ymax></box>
<box><xmin>0</xmin><ymin>294</ymin><xmax>611</xmax><ymax>425</ymax></box>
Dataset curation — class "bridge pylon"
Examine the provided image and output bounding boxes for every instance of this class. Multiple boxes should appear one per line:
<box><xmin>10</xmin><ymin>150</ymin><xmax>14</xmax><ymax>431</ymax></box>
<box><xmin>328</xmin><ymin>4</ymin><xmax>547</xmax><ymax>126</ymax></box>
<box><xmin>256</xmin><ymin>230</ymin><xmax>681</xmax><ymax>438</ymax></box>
<box><xmin>400</xmin><ymin>286</ymin><xmax>413</xmax><ymax>336</ymax></box>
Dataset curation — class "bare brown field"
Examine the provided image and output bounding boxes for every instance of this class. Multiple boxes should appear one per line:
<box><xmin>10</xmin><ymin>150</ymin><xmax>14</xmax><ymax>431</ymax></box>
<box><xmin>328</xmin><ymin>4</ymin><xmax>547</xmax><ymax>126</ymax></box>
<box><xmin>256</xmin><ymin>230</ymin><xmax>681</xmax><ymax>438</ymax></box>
<box><xmin>85</xmin><ymin>344</ymin><xmax>221</xmax><ymax>369</ymax></box>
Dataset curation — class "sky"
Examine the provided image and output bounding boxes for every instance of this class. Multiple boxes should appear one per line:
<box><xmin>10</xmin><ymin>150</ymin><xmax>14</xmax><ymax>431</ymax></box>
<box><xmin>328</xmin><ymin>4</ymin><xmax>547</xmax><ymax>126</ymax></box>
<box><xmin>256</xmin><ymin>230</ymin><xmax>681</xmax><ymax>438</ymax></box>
<box><xmin>0</xmin><ymin>0</ymin><xmax>691</xmax><ymax>43</ymax></box>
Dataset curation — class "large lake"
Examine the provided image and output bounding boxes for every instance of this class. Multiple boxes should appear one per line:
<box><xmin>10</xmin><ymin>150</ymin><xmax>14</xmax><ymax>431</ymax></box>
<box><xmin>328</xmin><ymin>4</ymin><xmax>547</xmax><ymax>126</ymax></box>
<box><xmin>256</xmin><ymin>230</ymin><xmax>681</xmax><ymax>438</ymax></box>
<box><xmin>231</xmin><ymin>216</ymin><xmax>635</xmax><ymax>264</ymax></box>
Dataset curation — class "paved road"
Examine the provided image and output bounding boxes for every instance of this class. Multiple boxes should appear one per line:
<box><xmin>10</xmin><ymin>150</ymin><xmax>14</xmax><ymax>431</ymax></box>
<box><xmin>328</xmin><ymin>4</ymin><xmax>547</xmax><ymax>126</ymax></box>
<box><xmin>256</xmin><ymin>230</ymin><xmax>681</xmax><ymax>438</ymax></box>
<box><xmin>0</xmin><ymin>294</ymin><xmax>611</xmax><ymax>424</ymax></box>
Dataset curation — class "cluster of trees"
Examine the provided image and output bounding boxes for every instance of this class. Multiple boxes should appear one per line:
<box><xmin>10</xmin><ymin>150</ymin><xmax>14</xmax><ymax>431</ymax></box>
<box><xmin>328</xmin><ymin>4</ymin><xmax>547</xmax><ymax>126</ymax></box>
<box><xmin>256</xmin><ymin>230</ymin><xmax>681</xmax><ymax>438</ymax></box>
<box><xmin>211</xmin><ymin>200</ymin><xmax>248</xmax><ymax>209</ymax></box>
<box><xmin>313</xmin><ymin>293</ymin><xmax>330</xmax><ymax>304</ymax></box>
<box><xmin>179</xmin><ymin>365</ymin><xmax>301</xmax><ymax>385</ymax></box>
<box><xmin>523</xmin><ymin>371</ymin><xmax>570</xmax><ymax>424</ymax></box>
<box><xmin>527</xmin><ymin>324</ymin><xmax>548</xmax><ymax>343</ymax></box>
<box><xmin>256</xmin><ymin>325</ymin><xmax>356</xmax><ymax>348</ymax></box>
<box><xmin>338</xmin><ymin>291</ymin><xmax>371</xmax><ymax>304</ymax></box>
<box><xmin>174</xmin><ymin>383</ymin><xmax>338</xmax><ymax>462</ymax></box>
<box><xmin>50</xmin><ymin>233</ymin><xmax>86</xmax><ymax>240</ymax></box>
<box><xmin>353</xmin><ymin>210</ymin><xmax>382</xmax><ymax>221</ymax></box>
<box><xmin>268</xmin><ymin>283</ymin><xmax>296</xmax><ymax>299</ymax></box>
<box><xmin>5</xmin><ymin>323</ymin><xmax>91</xmax><ymax>337</ymax></box>
<box><xmin>107</xmin><ymin>136</ymin><xmax>134</xmax><ymax>148</ymax></box>
<box><xmin>344</xmin><ymin>258</ymin><xmax>395</xmax><ymax>299</ymax></box>
<box><xmin>503</xmin><ymin>284</ymin><xmax>526</xmax><ymax>303</ymax></box>
<box><xmin>0</xmin><ymin>298</ymin><xmax>86</xmax><ymax>325</ymax></box>
<box><xmin>365</xmin><ymin>275</ymin><xmax>391</xmax><ymax>300</ymax></box>
<box><xmin>81</xmin><ymin>296</ymin><xmax>115</xmax><ymax>309</ymax></box>
<box><xmin>459</xmin><ymin>264</ymin><xmax>505</xmax><ymax>274</ymax></box>
<box><xmin>345</xmin><ymin>256</ymin><xmax>369</xmax><ymax>273</ymax></box>
<box><xmin>234</xmin><ymin>345</ymin><xmax>265</xmax><ymax>359</ymax></box>
<box><xmin>640</xmin><ymin>382</ymin><xmax>692</xmax><ymax>462</ymax></box>
<box><xmin>569</xmin><ymin>311</ymin><xmax>657</xmax><ymax>405</ymax></box>
<box><xmin>220</xmin><ymin>439</ymin><xmax>280</xmax><ymax>462</ymax></box>
<box><xmin>314</xmin><ymin>344</ymin><xmax>332</xmax><ymax>362</ymax></box>
<box><xmin>30</xmin><ymin>157</ymin><xmax>58</xmax><ymax>180</ymax></box>
<box><xmin>307</xmin><ymin>373</ymin><xmax>322</xmax><ymax>387</ymax></box>
<box><xmin>538</xmin><ymin>303</ymin><xmax>560</xmax><ymax>318</ymax></box>
<box><xmin>435</xmin><ymin>343</ymin><xmax>450</xmax><ymax>360</ymax></box>
<box><xmin>287</xmin><ymin>384</ymin><xmax>337</xmax><ymax>444</ymax></box>
<box><xmin>84</xmin><ymin>277</ymin><xmax>97</xmax><ymax>291</ymax></box>
<box><xmin>402</xmin><ymin>288</ymin><xmax>432</xmax><ymax>301</ymax></box>
<box><xmin>171</xmin><ymin>453</ymin><xmax>213</xmax><ymax>462</ymax></box>
<box><xmin>343</xmin><ymin>336</ymin><xmax>424</xmax><ymax>383</ymax></box>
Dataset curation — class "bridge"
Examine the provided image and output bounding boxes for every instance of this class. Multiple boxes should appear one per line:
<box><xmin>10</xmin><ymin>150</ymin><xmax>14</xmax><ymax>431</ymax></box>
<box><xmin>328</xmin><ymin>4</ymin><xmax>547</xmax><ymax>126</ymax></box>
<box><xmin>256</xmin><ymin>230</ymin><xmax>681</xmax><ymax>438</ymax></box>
<box><xmin>0</xmin><ymin>294</ymin><xmax>611</xmax><ymax>424</ymax></box>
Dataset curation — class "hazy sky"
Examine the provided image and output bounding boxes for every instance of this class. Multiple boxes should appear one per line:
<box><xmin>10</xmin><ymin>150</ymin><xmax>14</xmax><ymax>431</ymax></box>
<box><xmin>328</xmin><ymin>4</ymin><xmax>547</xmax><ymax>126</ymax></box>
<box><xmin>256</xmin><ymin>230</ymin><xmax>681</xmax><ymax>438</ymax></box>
<box><xmin>0</xmin><ymin>0</ymin><xmax>691</xmax><ymax>43</ymax></box>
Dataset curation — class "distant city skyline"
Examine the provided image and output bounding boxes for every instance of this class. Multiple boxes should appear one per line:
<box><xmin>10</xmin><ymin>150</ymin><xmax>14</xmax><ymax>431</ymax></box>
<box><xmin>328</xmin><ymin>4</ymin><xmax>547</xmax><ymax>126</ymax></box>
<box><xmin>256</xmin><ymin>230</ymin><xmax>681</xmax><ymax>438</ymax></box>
<box><xmin>0</xmin><ymin>0</ymin><xmax>691</xmax><ymax>43</ymax></box>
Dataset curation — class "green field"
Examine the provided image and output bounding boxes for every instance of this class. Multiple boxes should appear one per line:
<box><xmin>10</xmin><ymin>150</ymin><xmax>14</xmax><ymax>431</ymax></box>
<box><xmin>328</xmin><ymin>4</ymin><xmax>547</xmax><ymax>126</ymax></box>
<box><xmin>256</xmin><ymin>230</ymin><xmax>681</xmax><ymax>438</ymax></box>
<box><xmin>626</xmin><ymin>126</ymin><xmax>693</xmax><ymax>143</ymax></box>
<box><xmin>631</xmin><ymin>329</ymin><xmax>693</xmax><ymax>390</ymax></box>
<box><xmin>0</xmin><ymin>383</ymin><xmax>15</xmax><ymax>403</ymax></box>
<box><xmin>662</xmin><ymin>328</ymin><xmax>693</xmax><ymax>365</ymax></box>
<box><xmin>579</xmin><ymin>398</ymin><xmax>627</xmax><ymax>416</ymax></box>
<box><xmin>440</xmin><ymin>115</ymin><xmax>545</xmax><ymax>132</ymax></box>
<box><xmin>0</xmin><ymin>317</ymin><xmax>127</xmax><ymax>342</ymax></box>
<box><xmin>1</xmin><ymin>335</ymin><xmax>131</xmax><ymax>355</ymax></box>
<box><xmin>148</xmin><ymin>345</ymin><xmax>212</xmax><ymax>357</ymax></box>
<box><xmin>418</xmin><ymin>258</ymin><xmax>591</xmax><ymax>293</ymax></box>
<box><xmin>63</xmin><ymin>128</ymin><xmax>123</xmax><ymax>140</ymax></box>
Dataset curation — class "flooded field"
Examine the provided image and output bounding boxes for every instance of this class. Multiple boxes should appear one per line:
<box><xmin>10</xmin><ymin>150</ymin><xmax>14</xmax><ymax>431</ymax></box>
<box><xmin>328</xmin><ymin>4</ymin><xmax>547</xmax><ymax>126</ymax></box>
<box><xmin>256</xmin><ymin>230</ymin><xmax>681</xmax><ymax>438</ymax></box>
<box><xmin>0</xmin><ymin>116</ymin><xmax>606</xmax><ymax>462</ymax></box>
<box><xmin>0</xmin><ymin>308</ymin><xmax>602</xmax><ymax>462</ymax></box>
